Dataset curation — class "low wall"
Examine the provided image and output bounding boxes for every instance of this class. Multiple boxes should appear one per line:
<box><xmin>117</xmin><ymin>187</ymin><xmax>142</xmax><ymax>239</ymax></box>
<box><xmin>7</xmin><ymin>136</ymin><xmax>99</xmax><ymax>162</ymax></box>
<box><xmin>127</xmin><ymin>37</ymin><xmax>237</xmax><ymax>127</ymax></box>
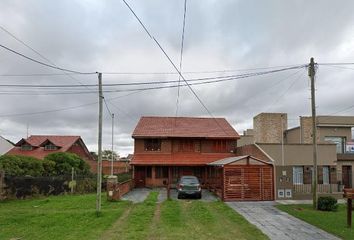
<box><xmin>119</xmin><ymin>180</ymin><xmax>134</xmax><ymax>198</ymax></box>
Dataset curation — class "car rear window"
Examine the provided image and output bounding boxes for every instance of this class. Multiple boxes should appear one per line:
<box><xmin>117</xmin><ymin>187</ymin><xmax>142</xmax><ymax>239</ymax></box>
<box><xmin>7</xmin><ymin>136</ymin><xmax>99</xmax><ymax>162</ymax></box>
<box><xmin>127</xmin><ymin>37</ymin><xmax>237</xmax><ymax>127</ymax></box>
<box><xmin>181</xmin><ymin>177</ymin><xmax>199</xmax><ymax>184</ymax></box>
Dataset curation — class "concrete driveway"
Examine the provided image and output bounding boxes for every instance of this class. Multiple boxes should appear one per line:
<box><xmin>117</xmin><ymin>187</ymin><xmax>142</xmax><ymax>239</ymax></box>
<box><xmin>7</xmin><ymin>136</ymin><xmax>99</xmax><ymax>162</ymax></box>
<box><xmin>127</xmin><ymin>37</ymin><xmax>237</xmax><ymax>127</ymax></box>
<box><xmin>121</xmin><ymin>188</ymin><xmax>218</xmax><ymax>203</ymax></box>
<box><xmin>227</xmin><ymin>201</ymin><xmax>340</xmax><ymax>240</ymax></box>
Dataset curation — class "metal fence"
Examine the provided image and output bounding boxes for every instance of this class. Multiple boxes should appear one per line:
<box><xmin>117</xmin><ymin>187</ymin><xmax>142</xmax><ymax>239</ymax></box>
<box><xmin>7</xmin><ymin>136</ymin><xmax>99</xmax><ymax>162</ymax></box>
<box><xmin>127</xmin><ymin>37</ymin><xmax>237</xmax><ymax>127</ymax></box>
<box><xmin>3</xmin><ymin>175</ymin><xmax>98</xmax><ymax>199</ymax></box>
<box><xmin>293</xmin><ymin>183</ymin><xmax>343</xmax><ymax>194</ymax></box>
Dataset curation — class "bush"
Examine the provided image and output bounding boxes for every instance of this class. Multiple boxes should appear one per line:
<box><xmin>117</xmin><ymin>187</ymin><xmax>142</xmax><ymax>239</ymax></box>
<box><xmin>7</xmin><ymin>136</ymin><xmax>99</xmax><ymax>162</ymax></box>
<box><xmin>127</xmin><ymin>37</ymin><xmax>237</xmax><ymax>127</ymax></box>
<box><xmin>0</xmin><ymin>155</ymin><xmax>44</xmax><ymax>177</ymax></box>
<box><xmin>44</xmin><ymin>152</ymin><xmax>91</xmax><ymax>176</ymax></box>
<box><xmin>317</xmin><ymin>196</ymin><xmax>338</xmax><ymax>211</ymax></box>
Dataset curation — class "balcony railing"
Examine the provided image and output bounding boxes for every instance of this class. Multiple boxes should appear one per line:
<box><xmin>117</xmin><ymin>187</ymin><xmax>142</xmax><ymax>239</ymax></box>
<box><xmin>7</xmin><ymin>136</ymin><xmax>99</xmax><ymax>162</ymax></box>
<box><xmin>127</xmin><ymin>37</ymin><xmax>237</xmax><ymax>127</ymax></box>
<box><xmin>293</xmin><ymin>184</ymin><xmax>343</xmax><ymax>193</ymax></box>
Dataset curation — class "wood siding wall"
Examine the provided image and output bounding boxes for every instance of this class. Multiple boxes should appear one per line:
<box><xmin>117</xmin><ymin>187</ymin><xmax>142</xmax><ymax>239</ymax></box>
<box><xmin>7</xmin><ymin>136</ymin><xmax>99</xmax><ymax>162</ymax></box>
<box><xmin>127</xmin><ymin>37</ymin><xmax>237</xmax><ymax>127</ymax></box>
<box><xmin>223</xmin><ymin>165</ymin><xmax>274</xmax><ymax>201</ymax></box>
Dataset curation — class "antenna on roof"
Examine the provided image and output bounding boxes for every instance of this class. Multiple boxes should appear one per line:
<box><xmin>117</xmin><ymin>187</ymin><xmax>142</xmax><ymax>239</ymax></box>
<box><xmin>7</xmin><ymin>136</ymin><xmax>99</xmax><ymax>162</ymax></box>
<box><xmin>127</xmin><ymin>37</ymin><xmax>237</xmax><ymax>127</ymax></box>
<box><xmin>26</xmin><ymin>123</ymin><xmax>29</xmax><ymax>138</ymax></box>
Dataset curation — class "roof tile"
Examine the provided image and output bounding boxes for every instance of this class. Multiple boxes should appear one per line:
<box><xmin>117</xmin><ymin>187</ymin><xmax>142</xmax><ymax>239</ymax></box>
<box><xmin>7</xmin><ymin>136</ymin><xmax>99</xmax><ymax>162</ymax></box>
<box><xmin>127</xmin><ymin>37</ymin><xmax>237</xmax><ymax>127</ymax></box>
<box><xmin>132</xmin><ymin>116</ymin><xmax>239</xmax><ymax>139</ymax></box>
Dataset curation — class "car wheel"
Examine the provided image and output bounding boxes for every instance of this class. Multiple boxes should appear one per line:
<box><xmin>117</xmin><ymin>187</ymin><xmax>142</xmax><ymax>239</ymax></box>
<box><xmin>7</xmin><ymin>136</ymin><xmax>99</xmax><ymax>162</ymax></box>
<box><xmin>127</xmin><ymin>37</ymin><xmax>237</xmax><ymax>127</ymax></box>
<box><xmin>177</xmin><ymin>194</ymin><xmax>181</xmax><ymax>199</ymax></box>
<box><xmin>197</xmin><ymin>193</ymin><xmax>202</xmax><ymax>199</ymax></box>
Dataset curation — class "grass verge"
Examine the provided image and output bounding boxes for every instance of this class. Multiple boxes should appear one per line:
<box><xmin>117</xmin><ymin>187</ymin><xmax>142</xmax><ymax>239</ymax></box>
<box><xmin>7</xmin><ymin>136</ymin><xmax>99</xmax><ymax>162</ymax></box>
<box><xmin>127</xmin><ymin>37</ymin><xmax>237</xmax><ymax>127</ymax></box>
<box><xmin>154</xmin><ymin>199</ymin><xmax>268</xmax><ymax>240</ymax></box>
<box><xmin>276</xmin><ymin>204</ymin><xmax>354</xmax><ymax>240</ymax></box>
<box><xmin>0</xmin><ymin>194</ymin><xmax>131</xmax><ymax>240</ymax></box>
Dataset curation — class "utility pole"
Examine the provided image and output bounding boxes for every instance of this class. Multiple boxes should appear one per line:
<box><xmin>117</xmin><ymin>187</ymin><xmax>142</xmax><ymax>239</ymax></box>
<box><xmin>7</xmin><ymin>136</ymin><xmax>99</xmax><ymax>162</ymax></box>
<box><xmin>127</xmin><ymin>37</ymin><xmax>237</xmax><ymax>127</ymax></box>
<box><xmin>96</xmin><ymin>72</ymin><xmax>103</xmax><ymax>215</ymax></box>
<box><xmin>111</xmin><ymin>113</ymin><xmax>115</xmax><ymax>176</ymax></box>
<box><xmin>309</xmin><ymin>57</ymin><xmax>318</xmax><ymax>210</ymax></box>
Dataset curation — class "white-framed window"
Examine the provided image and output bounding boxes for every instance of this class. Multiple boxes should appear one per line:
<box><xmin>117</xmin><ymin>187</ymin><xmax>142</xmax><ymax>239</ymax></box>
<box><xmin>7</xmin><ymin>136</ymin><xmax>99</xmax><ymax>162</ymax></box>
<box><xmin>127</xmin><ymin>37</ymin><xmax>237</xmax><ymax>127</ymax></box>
<box><xmin>293</xmin><ymin>166</ymin><xmax>304</xmax><ymax>185</ymax></box>
<box><xmin>323</xmin><ymin>166</ymin><xmax>330</xmax><ymax>185</ymax></box>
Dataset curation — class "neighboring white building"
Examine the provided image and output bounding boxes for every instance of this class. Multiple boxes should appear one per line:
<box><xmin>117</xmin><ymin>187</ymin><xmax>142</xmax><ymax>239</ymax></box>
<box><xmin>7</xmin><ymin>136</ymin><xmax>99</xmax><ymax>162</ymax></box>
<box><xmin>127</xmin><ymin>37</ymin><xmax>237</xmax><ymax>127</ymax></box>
<box><xmin>0</xmin><ymin>136</ymin><xmax>13</xmax><ymax>155</ymax></box>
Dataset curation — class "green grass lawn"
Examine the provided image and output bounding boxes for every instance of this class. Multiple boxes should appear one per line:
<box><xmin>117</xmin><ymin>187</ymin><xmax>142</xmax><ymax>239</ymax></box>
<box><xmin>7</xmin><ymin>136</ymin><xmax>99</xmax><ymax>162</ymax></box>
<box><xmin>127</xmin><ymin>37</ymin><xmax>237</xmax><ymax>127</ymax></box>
<box><xmin>277</xmin><ymin>204</ymin><xmax>354</xmax><ymax>240</ymax></box>
<box><xmin>0</xmin><ymin>194</ymin><xmax>131</xmax><ymax>240</ymax></box>
<box><xmin>0</xmin><ymin>192</ymin><xmax>268</xmax><ymax>240</ymax></box>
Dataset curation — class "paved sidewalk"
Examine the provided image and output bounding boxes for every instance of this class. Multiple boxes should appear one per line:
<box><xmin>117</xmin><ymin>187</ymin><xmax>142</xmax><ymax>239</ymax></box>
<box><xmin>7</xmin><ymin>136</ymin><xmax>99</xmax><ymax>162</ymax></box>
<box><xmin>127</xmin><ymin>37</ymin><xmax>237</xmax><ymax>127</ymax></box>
<box><xmin>121</xmin><ymin>188</ymin><xmax>151</xmax><ymax>203</ymax></box>
<box><xmin>226</xmin><ymin>201</ymin><xmax>340</xmax><ymax>240</ymax></box>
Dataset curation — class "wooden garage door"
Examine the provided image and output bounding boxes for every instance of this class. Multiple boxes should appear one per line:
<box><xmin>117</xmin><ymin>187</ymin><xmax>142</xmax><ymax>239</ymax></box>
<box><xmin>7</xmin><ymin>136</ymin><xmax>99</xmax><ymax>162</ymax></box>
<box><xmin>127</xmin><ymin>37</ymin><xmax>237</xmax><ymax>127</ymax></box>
<box><xmin>224</xmin><ymin>166</ymin><xmax>273</xmax><ymax>201</ymax></box>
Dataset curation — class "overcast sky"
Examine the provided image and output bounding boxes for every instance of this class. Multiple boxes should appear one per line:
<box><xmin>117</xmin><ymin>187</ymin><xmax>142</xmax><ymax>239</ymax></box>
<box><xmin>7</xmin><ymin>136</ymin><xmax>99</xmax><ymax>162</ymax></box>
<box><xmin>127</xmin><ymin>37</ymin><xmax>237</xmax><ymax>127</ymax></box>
<box><xmin>1</xmin><ymin>0</ymin><xmax>354</xmax><ymax>156</ymax></box>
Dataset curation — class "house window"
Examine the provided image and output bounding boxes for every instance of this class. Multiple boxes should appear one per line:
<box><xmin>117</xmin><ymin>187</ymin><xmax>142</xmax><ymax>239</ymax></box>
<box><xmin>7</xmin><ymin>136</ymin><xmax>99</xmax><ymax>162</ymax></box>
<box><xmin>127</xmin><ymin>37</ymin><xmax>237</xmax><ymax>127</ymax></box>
<box><xmin>178</xmin><ymin>140</ymin><xmax>194</xmax><ymax>152</ymax></box>
<box><xmin>323</xmin><ymin>166</ymin><xmax>330</xmax><ymax>185</ymax></box>
<box><xmin>213</xmin><ymin>140</ymin><xmax>227</xmax><ymax>152</ymax></box>
<box><xmin>293</xmin><ymin>166</ymin><xmax>304</xmax><ymax>185</ymax></box>
<box><xmin>324</xmin><ymin>136</ymin><xmax>346</xmax><ymax>153</ymax></box>
<box><xmin>156</xmin><ymin>166</ymin><xmax>168</xmax><ymax>178</ymax></box>
<box><xmin>144</xmin><ymin>139</ymin><xmax>161</xmax><ymax>151</ymax></box>
<box><xmin>21</xmin><ymin>144</ymin><xmax>32</xmax><ymax>151</ymax></box>
<box><xmin>44</xmin><ymin>144</ymin><xmax>58</xmax><ymax>151</ymax></box>
<box><xmin>146</xmin><ymin>166</ymin><xmax>152</xmax><ymax>178</ymax></box>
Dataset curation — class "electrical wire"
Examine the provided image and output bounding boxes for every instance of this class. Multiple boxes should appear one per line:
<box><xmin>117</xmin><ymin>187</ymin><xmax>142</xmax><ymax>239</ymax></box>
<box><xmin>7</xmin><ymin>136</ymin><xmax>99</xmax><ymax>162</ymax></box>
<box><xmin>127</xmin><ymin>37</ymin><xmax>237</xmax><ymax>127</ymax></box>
<box><xmin>0</xmin><ymin>43</ymin><xmax>96</xmax><ymax>75</ymax></box>
<box><xmin>263</xmin><ymin>69</ymin><xmax>305</xmax><ymax>112</ymax></box>
<box><xmin>175</xmin><ymin>0</ymin><xmax>188</xmax><ymax>117</ymax></box>
<box><xmin>0</xmin><ymin>66</ymin><xmax>306</xmax><ymax>95</ymax></box>
<box><xmin>0</xmin><ymin>65</ymin><xmax>305</xmax><ymax>89</ymax></box>
<box><xmin>0</xmin><ymin>64</ymin><xmax>306</xmax><ymax>77</ymax></box>
<box><xmin>122</xmin><ymin>0</ymin><xmax>235</xmax><ymax>136</ymax></box>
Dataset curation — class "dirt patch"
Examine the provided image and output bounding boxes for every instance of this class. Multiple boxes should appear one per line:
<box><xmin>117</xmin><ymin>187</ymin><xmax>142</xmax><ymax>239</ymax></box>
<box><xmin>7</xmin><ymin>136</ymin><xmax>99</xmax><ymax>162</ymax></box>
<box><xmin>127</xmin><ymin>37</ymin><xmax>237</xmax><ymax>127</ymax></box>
<box><xmin>148</xmin><ymin>203</ymin><xmax>161</xmax><ymax>240</ymax></box>
<box><xmin>99</xmin><ymin>206</ymin><xmax>133</xmax><ymax>240</ymax></box>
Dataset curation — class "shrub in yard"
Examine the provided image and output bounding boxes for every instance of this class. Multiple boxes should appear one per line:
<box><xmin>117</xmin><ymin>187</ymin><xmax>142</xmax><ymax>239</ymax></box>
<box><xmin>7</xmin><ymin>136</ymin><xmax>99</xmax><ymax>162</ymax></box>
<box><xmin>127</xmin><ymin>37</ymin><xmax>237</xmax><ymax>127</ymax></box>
<box><xmin>0</xmin><ymin>155</ymin><xmax>44</xmax><ymax>176</ymax></box>
<box><xmin>317</xmin><ymin>196</ymin><xmax>338</xmax><ymax>211</ymax></box>
<box><xmin>75</xmin><ymin>177</ymin><xmax>97</xmax><ymax>193</ymax></box>
<box><xmin>44</xmin><ymin>152</ymin><xmax>91</xmax><ymax>175</ymax></box>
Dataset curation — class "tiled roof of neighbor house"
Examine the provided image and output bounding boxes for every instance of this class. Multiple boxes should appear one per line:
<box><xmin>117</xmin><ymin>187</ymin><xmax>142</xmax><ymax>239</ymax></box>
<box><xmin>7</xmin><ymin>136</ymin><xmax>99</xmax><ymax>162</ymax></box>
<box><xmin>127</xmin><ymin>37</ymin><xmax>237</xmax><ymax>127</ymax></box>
<box><xmin>7</xmin><ymin>135</ymin><xmax>82</xmax><ymax>159</ymax></box>
<box><xmin>131</xmin><ymin>153</ymin><xmax>236</xmax><ymax>165</ymax></box>
<box><xmin>132</xmin><ymin>116</ymin><xmax>240</xmax><ymax>139</ymax></box>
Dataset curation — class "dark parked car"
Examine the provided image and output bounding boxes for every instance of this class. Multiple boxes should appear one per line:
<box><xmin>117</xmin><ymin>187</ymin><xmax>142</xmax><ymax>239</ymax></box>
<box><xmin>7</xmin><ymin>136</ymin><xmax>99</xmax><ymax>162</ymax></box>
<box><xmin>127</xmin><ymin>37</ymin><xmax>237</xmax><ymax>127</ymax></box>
<box><xmin>177</xmin><ymin>176</ymin><xmax>202</xmax><ymax>199</ymax></box>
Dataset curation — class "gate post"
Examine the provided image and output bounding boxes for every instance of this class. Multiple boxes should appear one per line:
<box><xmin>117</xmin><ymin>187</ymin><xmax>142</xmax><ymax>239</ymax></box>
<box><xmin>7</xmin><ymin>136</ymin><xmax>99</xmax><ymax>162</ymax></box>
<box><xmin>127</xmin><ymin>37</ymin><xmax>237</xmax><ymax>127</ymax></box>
<box><xmin>107</xmin><ymin>175</ymin><xmax>120</xmax><ymax>201</ymax></box>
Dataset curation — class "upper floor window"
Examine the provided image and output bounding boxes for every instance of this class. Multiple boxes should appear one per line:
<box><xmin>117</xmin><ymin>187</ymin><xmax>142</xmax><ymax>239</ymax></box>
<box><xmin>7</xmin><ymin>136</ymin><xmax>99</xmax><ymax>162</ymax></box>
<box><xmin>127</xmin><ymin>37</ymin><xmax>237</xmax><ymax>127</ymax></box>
<box><xmin>324</xmin><ymin>136</ymin><xmax>346</xmax><ymax>153</ymax></box>
<box><xmin>213</xmin><ymin>140</ymin><xmax>227</xmax><ymax>152</ymax></box>
<box><xmin>144</xmin><ymin>139</ymin><xmax>161</xmax><ymax>151</ymax></box>
<box><xmin>44</xmin><ymin>144</ymin><xmax>58</xmax><ymax>151</ymax></box>
<box><xmin>178</xmin><ymin>140</ymin><xmax>195</xmax><ymax>152</ymax></box>
<box><xmin>21</xmin><ymin>144</ymin><xmax>32</xmax><ymax>151</ymax></box>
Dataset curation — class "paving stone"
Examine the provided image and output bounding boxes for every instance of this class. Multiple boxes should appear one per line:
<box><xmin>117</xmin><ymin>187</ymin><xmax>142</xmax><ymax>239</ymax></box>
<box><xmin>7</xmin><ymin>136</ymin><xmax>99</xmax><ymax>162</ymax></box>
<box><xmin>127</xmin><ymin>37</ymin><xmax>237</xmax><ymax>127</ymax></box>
<box><xmin>226</xmin><ymin>202</ymin><xmax>340</xmax><ymax>240</ymax></box>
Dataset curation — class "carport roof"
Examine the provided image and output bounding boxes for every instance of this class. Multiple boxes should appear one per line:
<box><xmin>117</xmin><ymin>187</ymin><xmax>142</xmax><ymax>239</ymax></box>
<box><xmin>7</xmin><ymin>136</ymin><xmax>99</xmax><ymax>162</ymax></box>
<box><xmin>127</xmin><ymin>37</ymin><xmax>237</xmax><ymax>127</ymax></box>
<box><xmin>207</xmin><ymin>155</ymin><xmax>272</xmax><ymax>167</ymax></box>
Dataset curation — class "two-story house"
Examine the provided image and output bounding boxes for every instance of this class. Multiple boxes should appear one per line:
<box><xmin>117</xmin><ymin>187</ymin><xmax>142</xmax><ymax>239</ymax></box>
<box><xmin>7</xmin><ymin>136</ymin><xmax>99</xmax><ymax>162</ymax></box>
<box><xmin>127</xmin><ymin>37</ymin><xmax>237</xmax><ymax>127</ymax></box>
<box><xmin>131</xmin><ymin>116</ymin><xmax>275</xmax><ymax>201</ymax></box>
<box><xmin>239</xmin><ymin>113</ymin><xmax>354</xmax><ymax>200</ymax></box>
<box><xmin>6</xmin><ymin>135</ymin><xmax>96</xmax><ymax>172</ymax></box>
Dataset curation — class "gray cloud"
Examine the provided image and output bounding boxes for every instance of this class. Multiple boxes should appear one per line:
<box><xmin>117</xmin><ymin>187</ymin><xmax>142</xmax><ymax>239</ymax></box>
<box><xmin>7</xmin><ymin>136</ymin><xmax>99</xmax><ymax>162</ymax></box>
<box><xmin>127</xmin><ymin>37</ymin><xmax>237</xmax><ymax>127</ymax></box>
<box><xmin>1</xmin><ymin>0</ymin><xmax>354</xmax><ymax>155</ymax></box>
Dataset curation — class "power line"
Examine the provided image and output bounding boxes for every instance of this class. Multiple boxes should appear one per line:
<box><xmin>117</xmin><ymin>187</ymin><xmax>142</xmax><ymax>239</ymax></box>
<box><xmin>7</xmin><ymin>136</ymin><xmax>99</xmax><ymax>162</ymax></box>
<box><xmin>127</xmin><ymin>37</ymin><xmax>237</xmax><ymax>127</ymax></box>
<box><xmin>264</xmin><ymin>69</ymin><xmax>305</xmax><ymax>112</ymax></box>
<box><xmin>0</xmin><ymin>25</ymin><xmax>95</xmax><ymax>89</ymax></box>
<box><xmin>0</xmin><ymin>43</ymin><xmax>96</xmax><ymax>75</ymax></box>
<box><xmin>175</xmin><ymin>0</ymin><xmax>188</xmax><ymax>117</ymax></box>
<box><xmin>0</xmin><ymin>64</ymin><xmax>306</xmax><ymax>77</ymax></box>
<box><xmin>318</xmin><ymin>63</ymin><xmax>354</xmax><ymax>66</ymax></box>
<box><xmin>0</xmin><ymin>101</ymin><xmax>98</xmax><ymax>118</ymax></box>
<box><xmin>103</xmin><ymin>96</ymin><xmax>113</xmax><ymax>117</ymax></box>
<box><xmin>0</xmin><ymin>66</ymin><xmax>305</xmax><ymax>95</ymax></box>
<box><xmin>0</xmin><ymin>65</ymin><xmax>305</xmax><ymax>89</ymax></box>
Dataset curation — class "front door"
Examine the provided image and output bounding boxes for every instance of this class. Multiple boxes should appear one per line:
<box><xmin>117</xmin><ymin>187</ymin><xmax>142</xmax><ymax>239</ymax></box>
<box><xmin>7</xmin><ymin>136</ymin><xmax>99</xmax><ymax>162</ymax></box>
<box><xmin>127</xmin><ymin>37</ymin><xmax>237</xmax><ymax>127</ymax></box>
<box><xmin>342</xmin><ymin>166</ymin><xmax>352</xmax><ymax>188</ymax></box>
<box><xmin>134</xmin><ymin>166</ymin><xmax>146</xmax><ymax>188</ymax></box>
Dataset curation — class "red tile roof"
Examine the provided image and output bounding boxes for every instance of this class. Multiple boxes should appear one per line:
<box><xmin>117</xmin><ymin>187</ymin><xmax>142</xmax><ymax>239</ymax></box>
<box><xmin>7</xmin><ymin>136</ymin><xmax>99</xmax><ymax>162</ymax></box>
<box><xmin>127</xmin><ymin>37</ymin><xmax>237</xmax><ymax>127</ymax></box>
<box><xmin>132</xmin><ymin>116</ymin><xmax>239</xmax><ymax>139</ymax></box>
<box><xmin>7</xmin><ymin>135</ymin><xmax>83</xmax><ymax>159</ymax></box>
<box><xmin>131</xmin><ymin>153</ymin><xmax>236</xmax><ymax>166</ymax></box>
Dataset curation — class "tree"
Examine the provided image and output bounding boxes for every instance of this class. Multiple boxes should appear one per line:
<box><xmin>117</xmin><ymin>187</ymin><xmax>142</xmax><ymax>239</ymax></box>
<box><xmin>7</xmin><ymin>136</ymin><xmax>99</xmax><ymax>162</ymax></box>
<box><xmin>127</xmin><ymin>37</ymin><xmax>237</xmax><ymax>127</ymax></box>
<box><xmin>102</xmin><ymin>150</ymin><xmax>119</xmax><ymax>161</ymax></box>
<box><xmin>44</xmin><ymin>152</ymin><xmax>91</xmax><ymax>175</ymax></box>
